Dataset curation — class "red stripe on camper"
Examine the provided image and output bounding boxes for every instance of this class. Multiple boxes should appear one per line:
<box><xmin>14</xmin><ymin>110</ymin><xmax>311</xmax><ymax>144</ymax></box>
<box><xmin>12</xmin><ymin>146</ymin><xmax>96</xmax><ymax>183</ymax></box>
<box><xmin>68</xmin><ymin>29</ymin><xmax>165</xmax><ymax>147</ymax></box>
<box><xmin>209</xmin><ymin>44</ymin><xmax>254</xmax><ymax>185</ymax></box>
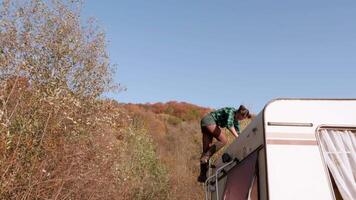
<box><xmin>267</xmin><ymin>139</ymin><xmax>317</xmax><ymax>145</ymax></box>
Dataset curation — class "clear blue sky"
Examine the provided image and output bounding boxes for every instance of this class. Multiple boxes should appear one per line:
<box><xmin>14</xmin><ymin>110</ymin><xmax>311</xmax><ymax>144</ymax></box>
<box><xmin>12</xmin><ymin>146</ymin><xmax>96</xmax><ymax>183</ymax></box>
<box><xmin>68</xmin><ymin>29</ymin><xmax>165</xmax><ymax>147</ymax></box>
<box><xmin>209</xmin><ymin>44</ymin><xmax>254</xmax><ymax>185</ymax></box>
<box><xmin>83</xmin><ymin>0</ymin><xmax>356</xmax><ymax>112</ymax></box>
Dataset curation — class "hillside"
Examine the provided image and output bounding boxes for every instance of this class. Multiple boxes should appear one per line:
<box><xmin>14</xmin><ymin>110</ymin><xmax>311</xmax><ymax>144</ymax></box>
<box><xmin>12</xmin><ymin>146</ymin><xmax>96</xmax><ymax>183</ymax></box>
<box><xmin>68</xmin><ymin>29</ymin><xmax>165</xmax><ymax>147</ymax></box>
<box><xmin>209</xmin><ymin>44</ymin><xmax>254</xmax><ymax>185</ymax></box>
<box><xmin>0</xmin><ymin>77</ymin><xmax>252</xmax><ymax>199</ymax></box>
<box><xmin>121</xmin><ymin>101</ymin><xmax>252</xmax><ymax>199</ymax></box>
<box><xmin>122</xmin><ymin>102</ymin><xmax>211</xmax><ymax>199</ymax></box>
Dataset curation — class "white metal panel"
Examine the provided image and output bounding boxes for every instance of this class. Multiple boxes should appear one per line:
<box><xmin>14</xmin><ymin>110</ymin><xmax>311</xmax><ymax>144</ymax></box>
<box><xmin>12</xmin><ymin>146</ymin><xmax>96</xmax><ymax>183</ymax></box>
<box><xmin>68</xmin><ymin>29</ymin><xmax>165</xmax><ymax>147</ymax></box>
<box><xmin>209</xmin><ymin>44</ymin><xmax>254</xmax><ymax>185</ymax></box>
<box><xmin>264</xmin><ymin>99</ymin><xmax>356</xmax><ymax>139</ymax></box>
<box><xmin>267</xmin><ymin>145</ymin><xmax>333</xmax><ymax>200</ymax></box>
<box><xmin>223</xmin><ymin>112</ymin><xmax>265</xmax><ymax>161</ymax></box>
<box><xmin>264</xmin><ymin>99</ymin><xmax>356</xmax><ymax>200</ymax></box>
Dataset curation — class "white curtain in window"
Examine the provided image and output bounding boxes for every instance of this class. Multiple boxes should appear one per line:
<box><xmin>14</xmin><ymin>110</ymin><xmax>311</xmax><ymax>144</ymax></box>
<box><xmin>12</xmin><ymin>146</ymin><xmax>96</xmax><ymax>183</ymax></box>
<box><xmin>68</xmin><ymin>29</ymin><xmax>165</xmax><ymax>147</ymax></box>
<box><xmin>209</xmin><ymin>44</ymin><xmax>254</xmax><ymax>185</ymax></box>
<box><xmin>319</xmin><ymin>129</ymin><xmax>356</xmax><ymax>200</ymax></box>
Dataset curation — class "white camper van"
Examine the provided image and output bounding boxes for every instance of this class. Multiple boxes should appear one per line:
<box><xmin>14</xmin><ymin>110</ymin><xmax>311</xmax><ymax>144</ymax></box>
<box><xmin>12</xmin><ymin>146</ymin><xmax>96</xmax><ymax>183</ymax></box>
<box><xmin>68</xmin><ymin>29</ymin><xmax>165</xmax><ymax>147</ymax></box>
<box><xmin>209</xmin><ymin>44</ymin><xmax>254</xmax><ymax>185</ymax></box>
<box><xmin>204</xmin><ymin>99</ymin><xmax>356</xmax><ymax>200</ymax></box>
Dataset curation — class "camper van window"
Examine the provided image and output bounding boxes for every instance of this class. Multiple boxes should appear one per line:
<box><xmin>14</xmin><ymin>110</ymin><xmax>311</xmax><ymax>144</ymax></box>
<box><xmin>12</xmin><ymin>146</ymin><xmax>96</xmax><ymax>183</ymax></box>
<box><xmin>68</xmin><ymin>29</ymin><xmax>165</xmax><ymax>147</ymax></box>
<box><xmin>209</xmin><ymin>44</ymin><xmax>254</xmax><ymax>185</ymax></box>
<box><xmin>318</xmin><ymin>129</ymin><xmax>356</xmax><ymax>200</ymax></box>
<box><xmin>222</xmin><ymin>151</ymin><xmax>259</xmax><ymax>200</ymax></box>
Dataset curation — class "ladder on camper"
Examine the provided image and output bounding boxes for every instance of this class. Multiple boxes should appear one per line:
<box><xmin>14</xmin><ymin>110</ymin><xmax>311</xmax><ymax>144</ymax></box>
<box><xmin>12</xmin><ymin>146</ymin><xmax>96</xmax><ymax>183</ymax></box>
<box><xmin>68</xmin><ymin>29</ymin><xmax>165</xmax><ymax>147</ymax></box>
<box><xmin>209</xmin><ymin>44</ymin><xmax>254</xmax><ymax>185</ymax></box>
<box><xmin>204</xmin><ymin>145</ymin><xmax>263</xmax><ymax>200</ymax></box>
<box><xmin>204</xmin><ymin>158</ymin><xmax>236</xmax><ymax>200</ymax></box>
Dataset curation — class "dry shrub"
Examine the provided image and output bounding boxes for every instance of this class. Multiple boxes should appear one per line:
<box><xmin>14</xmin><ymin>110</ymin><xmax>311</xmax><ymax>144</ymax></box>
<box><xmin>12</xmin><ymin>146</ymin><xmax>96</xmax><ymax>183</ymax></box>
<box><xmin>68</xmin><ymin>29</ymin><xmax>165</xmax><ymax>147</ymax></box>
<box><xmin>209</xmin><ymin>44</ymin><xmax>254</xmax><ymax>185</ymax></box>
<box><xmin>0</xmin><ymin>0</ymin><xmax>132</xmax><ymax>199</ymax></box>
<box><xmin>117</xmin><ymin>123</ymin><xmax>169</xmax><ymax>200</ymax></box>
<box><xmin>162</xmin><ymin>122</ymin><xmax>204</xmax><ymax>200</ymax></box>
<box><xmin>0</xmin><ymin>79</ymin><xmax>129</xmax><ymax>199</ymax></box>
<box><xmin>166</xmin><ymin>115</ymin><xmax>182</xmax><ymax>126</ymax></box>
<box><xmin>0</xmin><ymin>1</ymin><xmax>169</xmax><ymax>198</ymax></box>
<box><xmin>123</xmin><ymin>104</ymin><xmax>167</xmax><ymax>143</ymax></box>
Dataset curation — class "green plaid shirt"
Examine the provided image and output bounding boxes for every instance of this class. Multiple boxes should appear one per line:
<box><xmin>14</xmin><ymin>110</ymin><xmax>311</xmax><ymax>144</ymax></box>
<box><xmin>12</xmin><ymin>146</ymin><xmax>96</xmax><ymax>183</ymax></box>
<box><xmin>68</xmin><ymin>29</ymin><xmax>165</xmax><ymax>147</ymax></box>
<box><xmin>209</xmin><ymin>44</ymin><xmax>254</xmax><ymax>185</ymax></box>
<box><xmin>210</xmin><ymin>107</ymin><xmax>241</xmax><ymax>132</ymax></box>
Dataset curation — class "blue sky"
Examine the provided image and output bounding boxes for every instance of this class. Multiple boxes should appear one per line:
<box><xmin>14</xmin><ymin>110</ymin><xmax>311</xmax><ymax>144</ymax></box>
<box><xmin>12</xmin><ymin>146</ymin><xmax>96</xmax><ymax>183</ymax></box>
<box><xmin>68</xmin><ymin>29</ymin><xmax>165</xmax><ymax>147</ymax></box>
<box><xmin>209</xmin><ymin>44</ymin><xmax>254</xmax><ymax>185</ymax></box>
<box><xmin>83</xmin><ymin>0</ymin><xmax>356</xmax><ymax>112</ymax></box>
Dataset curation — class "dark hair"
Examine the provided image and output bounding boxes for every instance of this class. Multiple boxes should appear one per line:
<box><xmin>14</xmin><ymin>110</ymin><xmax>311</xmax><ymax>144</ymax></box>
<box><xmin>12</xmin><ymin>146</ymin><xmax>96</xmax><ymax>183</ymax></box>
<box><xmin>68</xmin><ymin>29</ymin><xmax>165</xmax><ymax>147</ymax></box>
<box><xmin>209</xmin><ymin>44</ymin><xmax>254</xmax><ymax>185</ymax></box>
<box><xmin>237</xmin><ymin>105</ymin><xmax>251</xmax><ymax>119</ymax></box>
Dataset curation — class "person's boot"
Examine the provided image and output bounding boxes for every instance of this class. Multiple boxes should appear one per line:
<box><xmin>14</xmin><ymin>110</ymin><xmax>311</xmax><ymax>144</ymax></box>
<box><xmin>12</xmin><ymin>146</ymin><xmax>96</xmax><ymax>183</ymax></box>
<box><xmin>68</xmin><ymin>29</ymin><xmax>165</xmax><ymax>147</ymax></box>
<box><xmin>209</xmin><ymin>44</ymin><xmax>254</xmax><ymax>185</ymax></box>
<box><xmin>200</xmin><ymin>151</ymin><xmax>212</xmax><ymax>164</ymax></box>
<box><xmin>200</xmin><ymin>141</ymin><xmax>225</xmax><ymax>164</ymax></box>
<box><xmin>197</xmin><ymin>163</ymin><xmax>208</xmax><ymax>183</ymax></box>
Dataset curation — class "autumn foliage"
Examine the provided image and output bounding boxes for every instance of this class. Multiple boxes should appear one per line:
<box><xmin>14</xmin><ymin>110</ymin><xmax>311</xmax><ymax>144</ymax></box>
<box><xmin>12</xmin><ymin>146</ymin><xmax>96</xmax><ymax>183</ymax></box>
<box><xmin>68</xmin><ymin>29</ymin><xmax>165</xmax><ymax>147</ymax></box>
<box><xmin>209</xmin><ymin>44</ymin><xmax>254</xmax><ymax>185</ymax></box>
<box><xmin>122</xmin><ymin>101</ymin><xmax>252</xmax><ymax>199</ymax></box>
<box><xmin>0</xmin><ymin>0</ymin><xmax>252</xmax><ymax>199</ymax></box>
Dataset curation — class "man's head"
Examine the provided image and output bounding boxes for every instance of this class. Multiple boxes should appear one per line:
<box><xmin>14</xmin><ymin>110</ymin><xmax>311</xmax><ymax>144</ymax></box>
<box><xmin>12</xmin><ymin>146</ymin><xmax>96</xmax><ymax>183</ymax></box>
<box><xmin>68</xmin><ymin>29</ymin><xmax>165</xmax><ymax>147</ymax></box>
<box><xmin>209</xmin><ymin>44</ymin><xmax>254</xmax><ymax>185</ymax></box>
<box><xmin>235</xmin><ymin>105</ymin><xmax>251</xmax><ymax>121</ymax></box>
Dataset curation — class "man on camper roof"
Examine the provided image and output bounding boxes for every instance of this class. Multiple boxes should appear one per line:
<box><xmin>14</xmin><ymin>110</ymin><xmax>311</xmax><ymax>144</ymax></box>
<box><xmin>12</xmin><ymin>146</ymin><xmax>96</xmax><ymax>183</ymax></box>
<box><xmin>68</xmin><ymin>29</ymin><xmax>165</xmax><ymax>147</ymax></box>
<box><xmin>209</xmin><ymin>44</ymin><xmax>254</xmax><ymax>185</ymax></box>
<box><xmin>197</xmin><ymin>105</ymin><xmax>251</xmax><ymax>182</ymax></box>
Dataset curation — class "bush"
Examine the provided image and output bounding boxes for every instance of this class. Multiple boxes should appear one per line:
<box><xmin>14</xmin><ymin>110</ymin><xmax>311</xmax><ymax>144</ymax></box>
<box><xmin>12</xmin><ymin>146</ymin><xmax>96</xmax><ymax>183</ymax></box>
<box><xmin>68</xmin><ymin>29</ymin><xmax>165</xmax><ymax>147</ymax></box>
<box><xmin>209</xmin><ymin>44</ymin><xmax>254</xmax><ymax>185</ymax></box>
<box><xmin>117</xmin><ymin>122</ymin><xmax>169</xmax><ymax>200</ymax></box>
<box><xmin>0</xmin><ymin>0</ymin><xmax>127</xmax><ymax>199</ymax></box>
<box><xmin>167</xmin><ymin>115</ymin><xmax>183</xmax><ymax>126</ymax></box>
